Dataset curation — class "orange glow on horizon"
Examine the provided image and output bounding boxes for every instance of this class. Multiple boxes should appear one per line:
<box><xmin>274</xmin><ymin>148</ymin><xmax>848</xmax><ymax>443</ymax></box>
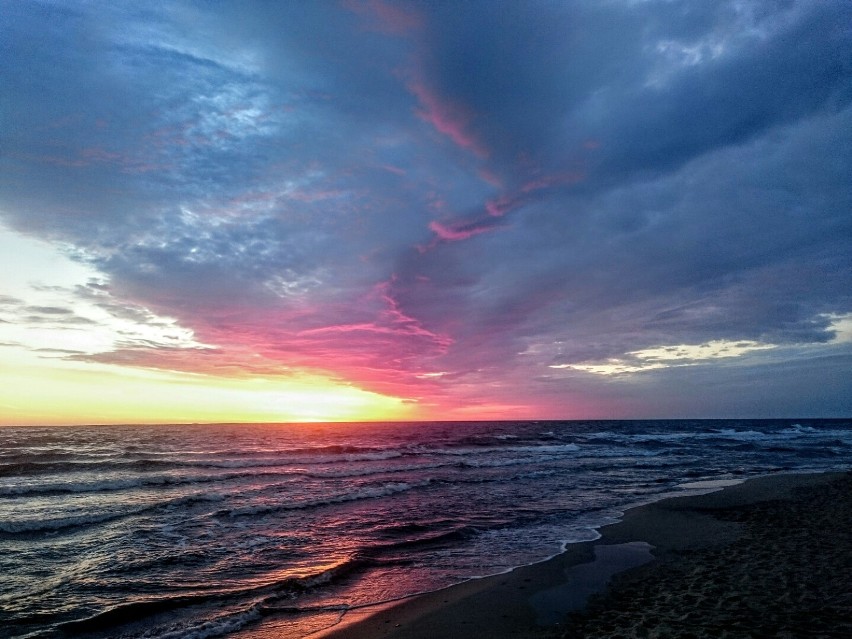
<box><xmin>0</xmin><ymin>348</ymin><xmax>418</xmax><ymax>426</ymax></box>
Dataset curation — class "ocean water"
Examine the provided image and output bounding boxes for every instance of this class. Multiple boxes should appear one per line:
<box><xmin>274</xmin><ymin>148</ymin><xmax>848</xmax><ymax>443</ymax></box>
<box><xmin>1</xmin><ymin>419</ymin><xmax>850</xmax><ymax>639</ymax></box>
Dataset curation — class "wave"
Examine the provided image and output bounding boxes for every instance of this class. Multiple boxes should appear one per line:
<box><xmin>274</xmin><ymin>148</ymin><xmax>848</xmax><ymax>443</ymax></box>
<box><xmin>0</xmin><ymin>450</ymin><xmax>585</xmax><ymax>500</ymax></box>
<box><xmin>455</xmin><ymin>454</ymin><xmax>564</xmax><ymax>468</ymax></box>
<box><xmin>0</xmin><ymin>449</ymin><xmax>407</xmax><ymax>478</ymax></box>
<box><xmin>1</xmin><ymin>441</ymin><xmax>588</xmax><ymax>490</ymax></box>
<box><xmin>0</xmin><ymin>468</ymin><xmax>300</xmax><ymax>498</ymax></box>
<box><xmin>0</xmin><ymin>492</ymin><xmax>224</xmax><ymax>534</ymax></box>
<box><xmin>60</xmin><ymin>598</ymin><xmax>264</xmax><ymax>639</ymax></box>
<box><xmin>0</xmin><ymin>507</ymin><xmax>146</xmax><ymax>534</ymax></box>
<box><xmin>0</xmin><ymin>458</ymin><xmax>189</xmax><ymax>478</ymax></box>
<box><xmin>58</xmin><ymin>595</ymin><xmax>208</xmax><ymax>635</ymax></box>
<box><xmin>170</xmin><ymin>449</ymin><xmax>406</xmax><ymax>469</ymax></box>
<box><xmin>1</xmin><ymin>460</ymin><xmax>470</xmax><ymax>498</ymax></box>
<box><xmin>56</xmin><ymin>555</ymin><xmax>370</xmax><ymax>638</ymax></box>
<box><xmin>308</xmin><ymin>455</ymin><xmax>564</xmax><ymax>473</ymax></box>
<box><xmin>0</xmin><ymin>449</ymin><xmax>116</xmax><ymax>465</ymax></box>
<box><xmin>580</xmin><ymin>424</ymin><xmax>852</xmax><ymax>448</ymax></box>
<box><xmin>221</xmin><ymin>481</ymin><xmax>430</xmax><ymax>518</ymax></box>
<box><xmin>365</xmin><ymin>525</ymin><xmax>481</xmax><ymax>556</ymax></box>
<box><xmin>224</xmin><ymin>467</ymin><xmax>571</xmax><ymax>518</ymax></box>
<box><xmin>155</xmin><ymin>608</ymin><xmax>264</xmax><ymax>639</ymax></box>
<box><xmin>148</xmin><ymin>443</ymin><xmax>397</xmax><ymax>458</ymax></box>
<box><xmin>420</xmin><ymin>443</ymin><xmax>581</xmax><ymax>457</ymax></box>
<box><xmin>302</xmin><ymin>460</ymin><xmax>453</xmax><ymax>479</ymax></box>
<box><xmin>5</xmin><ymin>435</ymin><xmax>714</xmax><ymax>485</ymax></box>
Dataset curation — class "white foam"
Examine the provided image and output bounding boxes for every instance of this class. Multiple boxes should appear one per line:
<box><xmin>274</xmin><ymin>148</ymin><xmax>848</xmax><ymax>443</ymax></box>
<box><xmin>154</xmin><ymin>607</ymin><xmax>262</xmax><ymax>639</ymax></box>
<box><xmin>677</xmin><ymin>479</ymin><xmax>743</xmax><ymax>490</ymax></box>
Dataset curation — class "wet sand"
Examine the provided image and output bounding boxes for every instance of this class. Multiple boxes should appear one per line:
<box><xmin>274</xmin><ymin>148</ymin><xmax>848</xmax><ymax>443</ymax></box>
<box><xmin>314</xmin><ymin>471</ymin><xmax>851</xmax><ymax>639</ymax></box>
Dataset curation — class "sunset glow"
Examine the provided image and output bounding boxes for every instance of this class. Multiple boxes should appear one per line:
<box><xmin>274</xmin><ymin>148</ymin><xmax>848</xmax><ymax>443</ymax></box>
<box><xmin>2</xmin><ymin>1</ymin><xmax>851</xmax><ymax>423</ymax></box>
<box><xmin>0</xmin><ymin>360</ymin><xmax>412</xmax><ymax>426</ymax></box>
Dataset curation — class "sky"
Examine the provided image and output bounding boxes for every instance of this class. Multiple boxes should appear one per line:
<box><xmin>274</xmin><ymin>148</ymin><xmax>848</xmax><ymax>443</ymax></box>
<box><xmin>1</xmin><ymin>0</ymin><xmax>851</xmax><ymax>424</ymax></box>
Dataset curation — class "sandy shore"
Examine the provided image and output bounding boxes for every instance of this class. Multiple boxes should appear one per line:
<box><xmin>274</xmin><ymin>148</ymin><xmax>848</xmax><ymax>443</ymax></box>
<box><xmin>314</xmin><ymin>471</ymin><xmax>851</xmax><ymax>639</ymax></box>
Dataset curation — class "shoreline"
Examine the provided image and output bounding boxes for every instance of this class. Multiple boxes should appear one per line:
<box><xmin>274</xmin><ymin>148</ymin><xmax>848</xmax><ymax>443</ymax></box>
<box><xmin>312</xmin><ymin>470</ymin><xmax>851</xmax><ymax>639</ymax></box>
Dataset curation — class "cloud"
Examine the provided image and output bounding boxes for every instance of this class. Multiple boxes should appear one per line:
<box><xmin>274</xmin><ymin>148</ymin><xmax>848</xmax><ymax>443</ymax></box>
<box><xmin>1</xmin><ymin>0</ymin><xmax>850</xmax><ymax>417</ymax></box>
<box><xmin>552</xmin><ymin>339</ymin><xmax>778</xmax><ymax>376</ymax></box>
<box><xmin>407</xmin><ymin>79</ymin><xmax>489</xmax><ymax>157</ymax></box>
<box><xmin>428</xmin><ymin>217</ymin><xmax>503</xmax><ymax>242</ymax></box>
<box><xmin>25</xmin><ymin>306</ymin><xmax>75</xmax><ymax>316</ymax></box>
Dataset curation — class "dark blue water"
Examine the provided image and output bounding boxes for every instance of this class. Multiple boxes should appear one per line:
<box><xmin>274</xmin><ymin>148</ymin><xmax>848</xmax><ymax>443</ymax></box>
<box><xmin>1</xmin><ymin>419</ymin><xmax>849</xmax><ymax>638</ymax></box>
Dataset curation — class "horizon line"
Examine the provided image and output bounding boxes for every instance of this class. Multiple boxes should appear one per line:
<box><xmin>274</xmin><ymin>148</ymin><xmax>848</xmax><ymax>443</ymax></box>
<box><xmin>2</xmin><ymin>416</ymin><xmax>848</xmax><ymax>428</ymax></box>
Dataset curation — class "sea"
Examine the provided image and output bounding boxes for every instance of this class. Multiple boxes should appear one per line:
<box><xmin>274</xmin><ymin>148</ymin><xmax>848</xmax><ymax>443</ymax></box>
<box><xmin>1</xmin><ymin>419</ymin><xmax>850</xmax><ymax>639</ymax></box>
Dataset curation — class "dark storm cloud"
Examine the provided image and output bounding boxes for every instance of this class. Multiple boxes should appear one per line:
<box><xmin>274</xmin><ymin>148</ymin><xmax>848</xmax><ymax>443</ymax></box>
<box><xmin>1</xmin><ymin>0</ymin><xmax>850</xmax><ymax>416</ymax></box>
<box><xmin>420</xmin><ymin>0</ymin><xmax>852</xmax><ymax>187</ymax></box>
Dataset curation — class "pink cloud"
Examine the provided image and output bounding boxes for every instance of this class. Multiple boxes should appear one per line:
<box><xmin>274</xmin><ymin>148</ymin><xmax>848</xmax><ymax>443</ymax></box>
<box><xmin>485</xmin><ymin>193</ymin><xmax>522</xmax><ymax>217</ymax></box>
<box><xmin>137</xmin><ymin>280</ymin><xmax>456</xmax><ymax>399</ymax></box>
<box><xmin>407</xmin><ymin>80</ymin><xmax>488</xmax><ymax>158</ymax></box>
<box><xmin>375</xmin><ymin>278</ymin><xmax>453</xmax><ymax>348</ymax></box>
<box><xmin>298</xmin><ymin>322</ymin><xmax>414</xmax><ymax>338</ymax></box>
<box><xmin>420</xmin><ymin>165</ymin><xmax>588</xmax><ymax>249</ymax></box>
<box><xmin>428</xmin><ymin>219</ymin><xmax>497</xmax><ymax>242</ymax></box>
<box><xmin>481</xmin><ymin>170</ymin><xmax>586</xmax><ymax>217</ymax></box>
<box><xmin>71</xmin><ymin>285</ymin><xmax>617</xmax><ymax>419</ymax></box>
<box><xmin>77</xmin><ymin>274</ymin><xmax>463</xmax><ymax>406</ymax></box>
<box><xmin>477</xmin><ymin>167</ymin><xmax>504</xmax><ymax>188</ymax></box>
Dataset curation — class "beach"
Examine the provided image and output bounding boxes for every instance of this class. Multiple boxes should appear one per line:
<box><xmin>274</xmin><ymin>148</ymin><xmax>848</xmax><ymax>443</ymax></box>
<box><xmin>317</xmin><ymin>471</ymin><xmax>852</xmax><ymax>639</ymax></box>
